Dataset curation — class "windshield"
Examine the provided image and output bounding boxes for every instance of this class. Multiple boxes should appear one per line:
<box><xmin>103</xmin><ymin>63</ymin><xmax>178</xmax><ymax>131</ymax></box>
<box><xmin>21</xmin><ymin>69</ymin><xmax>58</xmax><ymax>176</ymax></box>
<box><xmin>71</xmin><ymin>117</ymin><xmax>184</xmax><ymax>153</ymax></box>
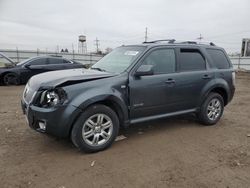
<box><xmin>16</xmin><ymin>58</ymin><xmax>33</xmax><ymax>66</ymax></box>
<box><xmin>91</xmin><ymin>46</ymin><xmax>145</xmax><ymax>73</ymax></box>
<box><xmin>0</xmin><ymin>55</ymin><xmax>14</xmax><ymax>67</ymax></box>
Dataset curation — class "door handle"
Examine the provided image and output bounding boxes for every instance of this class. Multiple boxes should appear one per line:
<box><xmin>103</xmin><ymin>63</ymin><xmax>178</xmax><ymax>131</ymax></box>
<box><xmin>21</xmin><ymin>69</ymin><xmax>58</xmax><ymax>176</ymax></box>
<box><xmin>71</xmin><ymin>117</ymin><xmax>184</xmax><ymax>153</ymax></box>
<box><xmin>165</xmin><ymin>78</ymin><xmax>175</xmax><ymax>84</ymax></box>
<box><xmin>202</xmin><ymin>74</ymin><xmax>211</xmax><ymax>79</ymax></box>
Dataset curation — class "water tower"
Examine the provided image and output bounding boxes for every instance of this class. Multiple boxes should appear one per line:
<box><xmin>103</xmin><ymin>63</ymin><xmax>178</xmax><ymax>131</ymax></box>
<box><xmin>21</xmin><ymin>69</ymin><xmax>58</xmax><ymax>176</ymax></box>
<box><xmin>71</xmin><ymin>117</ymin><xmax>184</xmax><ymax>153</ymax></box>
<box><xmin>78</xmin><ymin>35</ymin><xmax>87</xmax><ymax>54</ymax></box>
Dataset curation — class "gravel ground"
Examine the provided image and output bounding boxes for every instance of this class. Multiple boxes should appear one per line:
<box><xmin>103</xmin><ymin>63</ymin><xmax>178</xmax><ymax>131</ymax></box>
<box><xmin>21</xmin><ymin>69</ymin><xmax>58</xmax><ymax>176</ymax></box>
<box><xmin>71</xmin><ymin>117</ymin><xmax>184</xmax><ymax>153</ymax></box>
<box><xmin>0</xmin><ymin>72</ymin><xmax>250</xmax><ymax>188</ymax></box>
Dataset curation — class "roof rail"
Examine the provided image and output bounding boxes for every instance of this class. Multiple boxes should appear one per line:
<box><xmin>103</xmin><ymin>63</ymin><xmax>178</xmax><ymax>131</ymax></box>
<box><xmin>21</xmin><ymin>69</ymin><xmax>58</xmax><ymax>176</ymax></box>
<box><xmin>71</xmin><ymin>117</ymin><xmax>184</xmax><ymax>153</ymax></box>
<box><xmin>48</xmin><ymin>55</ymin><xmax>63</xmax><ymax>57</ymax></box>
<box><xmin>178</xmin><ymin>41</ymin><xmax>216</xmax><ymax>46</ymax></box>
<box><xmin>179</xmin><ymin>41</ymin><xmax>197</xmax><ymax>44</ymax></box>
<box><xmin>143</xmin><ymin>39</ymin><xmax>176</xmax><ymax>44</ymax></box>
<box><xmin>143</xmin><ymin>39</ymin><xmax>216</xmax><ymax>46</ymax></box>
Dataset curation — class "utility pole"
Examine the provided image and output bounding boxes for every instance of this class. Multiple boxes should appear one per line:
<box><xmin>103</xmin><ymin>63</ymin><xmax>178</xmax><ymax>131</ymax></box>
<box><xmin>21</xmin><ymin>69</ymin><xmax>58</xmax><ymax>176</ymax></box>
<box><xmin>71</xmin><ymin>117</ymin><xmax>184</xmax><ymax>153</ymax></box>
<box><xmin>197</xmin><ymin>34</ymin><xmax>203</xmax><ymax>41</ymax></box>
<box><xmin>72</xmin><ymin>43</ymin><xmax>74</xmax><ymax>53</ymax></box>
<box><xmin>72</xmin><ymin>43</ymin><xmax>75</xmax><ymax>60</ymax></box>
<box><xmin>144</xmin><ymin>27</ymin><xmax>148</xmax><ymax>42</ymax></box>
<box><xmin>94</xmin><ymin>37</ymin><xmax>100</xmax><ymax>53</ymax></box>
<box><xmin>56</xmin><ymin>45</ymin><xmax>59</xmax><ymax>54</ymax></box>
<box><xmin>16</xmin><ymin>47</ymin><xmax>20</xmax><ymax>63</ymax></box>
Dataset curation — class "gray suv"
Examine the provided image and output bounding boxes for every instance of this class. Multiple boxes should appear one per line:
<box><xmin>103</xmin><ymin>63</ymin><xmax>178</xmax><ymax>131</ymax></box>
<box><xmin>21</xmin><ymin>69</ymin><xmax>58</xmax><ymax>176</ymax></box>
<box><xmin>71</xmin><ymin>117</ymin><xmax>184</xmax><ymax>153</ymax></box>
<box><xmin>21</xmin><ymin>40</ymin><xmax>235</xmax><ymax>152</ymax></box>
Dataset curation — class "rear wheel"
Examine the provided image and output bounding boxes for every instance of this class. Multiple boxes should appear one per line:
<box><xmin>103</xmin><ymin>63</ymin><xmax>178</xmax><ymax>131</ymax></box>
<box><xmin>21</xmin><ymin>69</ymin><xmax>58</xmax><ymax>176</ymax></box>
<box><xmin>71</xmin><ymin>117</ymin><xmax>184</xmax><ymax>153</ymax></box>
<box><xmin>198</xmin><ymin>92</ymin><xmax>224</xmax><ymax>125</ymax></box>
<box><xmin>71</xmin><ymin>104</ymin><xmax>119</xmax><ymax>153</ymax></box>
<box><xmin>3</xmin><ymin>73</ymin><xmax>20</xmax><ymax>85</ymax></box>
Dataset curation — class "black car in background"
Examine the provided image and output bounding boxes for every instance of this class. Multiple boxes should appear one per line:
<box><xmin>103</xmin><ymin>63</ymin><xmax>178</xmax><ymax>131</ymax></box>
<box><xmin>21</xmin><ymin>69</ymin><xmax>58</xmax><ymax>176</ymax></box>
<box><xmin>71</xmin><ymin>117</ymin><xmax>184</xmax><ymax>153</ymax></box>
<box><xmin>0</xmin><ymin>55</ymin><xmax>84</xmax><ymax>85</ymax></box>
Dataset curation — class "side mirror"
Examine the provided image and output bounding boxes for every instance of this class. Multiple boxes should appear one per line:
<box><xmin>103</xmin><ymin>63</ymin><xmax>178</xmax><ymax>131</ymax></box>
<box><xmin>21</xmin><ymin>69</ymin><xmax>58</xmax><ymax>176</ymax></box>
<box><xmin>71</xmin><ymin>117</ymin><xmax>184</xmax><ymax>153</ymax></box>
<box><xmin>134</xmin><ymin>65</ymin><xmax>153</xmax><ymax>77</ymax></box>
<box><xmin>24</xmin><ymin>64</ymin><xmax>31</xmax><ymax>69</ymax></box>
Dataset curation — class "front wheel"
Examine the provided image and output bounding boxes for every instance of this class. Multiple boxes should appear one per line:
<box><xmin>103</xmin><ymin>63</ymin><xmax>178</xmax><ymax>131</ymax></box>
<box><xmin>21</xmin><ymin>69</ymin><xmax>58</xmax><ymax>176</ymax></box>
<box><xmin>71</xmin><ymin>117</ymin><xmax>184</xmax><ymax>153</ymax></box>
<box><xmin>71</xmin><ymin>104</ymin><xmax>119</xmax><ymax>153</ymax></box>
<box><xmin>198</xmin><ymin>92</ymin><xmax>224</xmax><ymax>125</ymax></box>
<box><xmin>3</xmin><ymin>73</ymin><xmax>20</xmax><ymax>85</ymax></box>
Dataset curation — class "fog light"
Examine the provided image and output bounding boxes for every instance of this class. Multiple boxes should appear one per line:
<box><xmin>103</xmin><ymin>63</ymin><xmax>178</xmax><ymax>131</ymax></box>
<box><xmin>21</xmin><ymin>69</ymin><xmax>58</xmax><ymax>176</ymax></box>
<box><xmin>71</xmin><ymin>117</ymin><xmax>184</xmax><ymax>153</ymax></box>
<box><xmin>38</xmin><ymin>121</ymin><xmax>46</xmax><ymax>131</ymax></box>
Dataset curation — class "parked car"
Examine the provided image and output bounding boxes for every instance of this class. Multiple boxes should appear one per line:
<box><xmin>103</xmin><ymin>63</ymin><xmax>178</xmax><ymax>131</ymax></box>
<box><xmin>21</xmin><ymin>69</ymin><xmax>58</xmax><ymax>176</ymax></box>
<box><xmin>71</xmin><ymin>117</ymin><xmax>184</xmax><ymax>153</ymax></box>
<box><xmin>21</xmin><ymin>40</ymin><xmax>235</xmax><ymax>152</ymax></box>
<box><xmin>0</xmin><ymin>55</ymin><xmax>84</xmax><ymax>85</ymax></box>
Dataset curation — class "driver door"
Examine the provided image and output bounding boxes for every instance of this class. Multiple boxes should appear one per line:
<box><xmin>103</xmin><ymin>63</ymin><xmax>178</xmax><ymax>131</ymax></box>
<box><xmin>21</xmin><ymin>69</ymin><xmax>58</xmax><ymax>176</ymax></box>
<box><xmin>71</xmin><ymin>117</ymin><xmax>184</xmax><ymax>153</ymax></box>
<box><xmin>20</xmin><ymin>58</ymin><xmax>48</xmax><ymax>82</ymax></box>
<box><xmin>129</xmin><ymin>47</ymin><xmax>177</xmax><ymax>119</ymax></box>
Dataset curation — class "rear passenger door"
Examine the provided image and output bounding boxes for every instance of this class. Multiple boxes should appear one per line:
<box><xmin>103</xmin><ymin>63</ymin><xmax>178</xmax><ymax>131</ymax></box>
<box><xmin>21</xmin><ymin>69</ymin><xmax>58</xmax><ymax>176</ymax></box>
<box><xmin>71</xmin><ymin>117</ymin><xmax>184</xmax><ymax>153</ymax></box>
<box><xmin>173</xmin><ymin>47</ymin><xmax>214</xmax><ymax>109</ymax></box>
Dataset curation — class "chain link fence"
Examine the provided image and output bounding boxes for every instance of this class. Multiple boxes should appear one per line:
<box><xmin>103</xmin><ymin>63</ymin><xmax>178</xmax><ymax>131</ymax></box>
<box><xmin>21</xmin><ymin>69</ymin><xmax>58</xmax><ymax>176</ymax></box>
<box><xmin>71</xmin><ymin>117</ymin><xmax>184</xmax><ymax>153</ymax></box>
<box><xmin>1</xmin><ymin>49</ymin><xmax>250</xmax><ymax>71</ymax></box>
<box><xmin>0</xmin><ymin>49</ymin><xmax>104</xmax><ymax>65</ymax></box>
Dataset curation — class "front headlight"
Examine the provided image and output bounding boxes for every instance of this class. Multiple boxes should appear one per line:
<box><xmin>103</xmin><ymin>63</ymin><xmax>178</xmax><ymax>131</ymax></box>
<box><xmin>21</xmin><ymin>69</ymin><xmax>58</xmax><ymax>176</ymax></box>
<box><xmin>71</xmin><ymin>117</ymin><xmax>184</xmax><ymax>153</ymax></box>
<box><xmin>39</xmin><ymin>88</ymin><xmax>67</xmax><ymax>108</ymax></box>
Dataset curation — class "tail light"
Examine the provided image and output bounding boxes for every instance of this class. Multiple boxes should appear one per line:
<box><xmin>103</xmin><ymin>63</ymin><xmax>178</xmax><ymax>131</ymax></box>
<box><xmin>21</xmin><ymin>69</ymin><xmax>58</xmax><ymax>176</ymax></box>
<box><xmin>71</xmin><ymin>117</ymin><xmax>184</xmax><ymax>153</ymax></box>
<box><xmin>232</xmin><ymin>71</ymin><xmax>236</xmax><ymax>87</ymax></box>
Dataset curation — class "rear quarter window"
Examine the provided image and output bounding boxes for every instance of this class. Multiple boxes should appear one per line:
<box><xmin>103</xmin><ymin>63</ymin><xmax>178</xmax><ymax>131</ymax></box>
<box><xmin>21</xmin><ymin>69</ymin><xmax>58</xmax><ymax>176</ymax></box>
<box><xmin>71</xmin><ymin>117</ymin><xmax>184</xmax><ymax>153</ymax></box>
<box><xmin>206</xmin><ymin>49</ymin><xmax>230</xmax><ymax>69</ymax></box>
<box><xmin>63</xmin><ymin>59</ymin><xmax>71</xmax><ymax>64</ymax></box>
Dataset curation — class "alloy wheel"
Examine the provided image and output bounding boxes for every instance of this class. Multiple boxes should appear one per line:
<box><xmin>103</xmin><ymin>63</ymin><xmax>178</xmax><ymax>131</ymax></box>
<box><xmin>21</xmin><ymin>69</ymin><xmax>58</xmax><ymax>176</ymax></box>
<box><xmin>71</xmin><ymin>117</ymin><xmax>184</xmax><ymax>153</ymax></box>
<box><xmin>82</xmin><ymin>113</ymin><xmax>113</xmax><ymax>146</ymax></box>
<box><xmin>207</xmin><ymin>98</ymin><xmax>222</xmax><ymax>121</ymax></box>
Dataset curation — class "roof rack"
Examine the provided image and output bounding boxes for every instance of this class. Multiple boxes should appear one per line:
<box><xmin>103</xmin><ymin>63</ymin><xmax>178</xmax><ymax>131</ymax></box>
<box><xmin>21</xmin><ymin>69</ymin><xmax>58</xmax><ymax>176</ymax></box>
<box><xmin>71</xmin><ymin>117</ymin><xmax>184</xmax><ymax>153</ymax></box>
<box><xmin>48</xmin><ymin>55</ymin><xmax>63</xmax><ymax>57</ymax></box>
<box><xmin>179</xmin><ymin>41</ymin><xmax>216</xmax><ymax>46</ymax></box>
<box><xmin>143</xmin><ymin>39</ymin><xmax>176</xmax><ymax>44</ymax></box>
<box><xmin>143</xmin><ymin>39</ymin><xmax>216</xmax><ymax>46</ymax></box>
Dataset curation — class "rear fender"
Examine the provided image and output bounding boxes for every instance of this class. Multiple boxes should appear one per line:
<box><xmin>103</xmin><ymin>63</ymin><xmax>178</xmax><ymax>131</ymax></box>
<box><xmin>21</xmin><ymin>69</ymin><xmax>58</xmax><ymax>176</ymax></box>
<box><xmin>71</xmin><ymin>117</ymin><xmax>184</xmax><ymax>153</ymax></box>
<box><xmin>199</xmin><ymin>78</ymin><xmax>230</xmax><ymax>106</ymax></box>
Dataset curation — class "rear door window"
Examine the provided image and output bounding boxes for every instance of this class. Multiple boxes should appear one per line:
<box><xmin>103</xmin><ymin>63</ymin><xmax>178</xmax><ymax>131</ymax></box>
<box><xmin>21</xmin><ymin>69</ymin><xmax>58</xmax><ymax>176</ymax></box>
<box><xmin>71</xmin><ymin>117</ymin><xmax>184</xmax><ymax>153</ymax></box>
<box><xmin>206</xmin><ymin>49</ymin><xmax>230</xmax><ymax>69</ymax></box>
<box><xmin>179</xmin><ymin>49</ymin><xmax>206</xmax><ymax>71</ymax></box>
<box><xmin>29</xmin><ymin>58</ymin><xmax>47</xmax><ymax>65</ymax></box>
<box><xmin>48</xmin><ymin>58</ymin><xmax>63</xmax><ymax>65</ymax></box>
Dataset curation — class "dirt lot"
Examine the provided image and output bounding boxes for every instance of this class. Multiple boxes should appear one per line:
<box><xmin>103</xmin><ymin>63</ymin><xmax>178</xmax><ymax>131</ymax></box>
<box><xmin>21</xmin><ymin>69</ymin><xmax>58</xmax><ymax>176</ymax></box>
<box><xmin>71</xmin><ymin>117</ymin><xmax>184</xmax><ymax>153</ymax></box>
<box><xmin>0</xmin><ymin>73</ymin><xmax>250</xmax><ymax>188</ymax></box>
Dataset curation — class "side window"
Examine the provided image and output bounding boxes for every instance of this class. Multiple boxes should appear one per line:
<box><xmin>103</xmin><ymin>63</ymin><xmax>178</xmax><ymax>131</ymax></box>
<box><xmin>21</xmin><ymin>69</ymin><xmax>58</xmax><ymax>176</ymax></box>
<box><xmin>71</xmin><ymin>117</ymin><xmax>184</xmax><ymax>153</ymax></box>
<box><xmin>142</xmin><ymin>49</ymin><xmax>176</xmax><ymax>74</ymax></box>
<box><xmin>206</xmin><ymin>49</ymin><xmax>230</xmax><ymax>69</ymax></box>
<box><xmin>48</xmin><ymin>58</ymin><xmax>63</xmax><ymax>64</ymax></box>
<box><xmin>179</xmin><ymin>49</ymin><xmax>206</xmax><ymax>71</ymax></box>
<box><xmin>29</xmin><ymin>58</ymin><xmax>47</xmax><ymax>65</ymax></box>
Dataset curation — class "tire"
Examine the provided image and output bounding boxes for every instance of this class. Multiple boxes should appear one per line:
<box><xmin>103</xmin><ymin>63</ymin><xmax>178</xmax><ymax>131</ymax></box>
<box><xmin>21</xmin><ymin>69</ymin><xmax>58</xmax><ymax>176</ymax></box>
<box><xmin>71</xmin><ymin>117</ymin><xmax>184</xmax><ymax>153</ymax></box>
<box><xmin>71</xmin><ymin>104</ymin><xmax>119</xmax><ymax>153</ymax></box>
<box><xmin>3</xmin><ymin>73</ymin><xmax>20</xmax><ymax>85</ymax></box>
<box><xmin>198</xmin><ymin>92</ymin><xmax>224</xmax><ymax>125</ymax></box>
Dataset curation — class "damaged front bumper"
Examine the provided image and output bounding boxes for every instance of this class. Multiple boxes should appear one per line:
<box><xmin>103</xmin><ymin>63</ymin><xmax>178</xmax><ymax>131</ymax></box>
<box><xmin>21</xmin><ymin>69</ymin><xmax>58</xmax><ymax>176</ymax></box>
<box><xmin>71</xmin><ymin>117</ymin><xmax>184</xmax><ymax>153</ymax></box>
<box><xmin>21</xmin><ymin>99</ymin><xmax>82</xmax><ymax>138</ymax></box>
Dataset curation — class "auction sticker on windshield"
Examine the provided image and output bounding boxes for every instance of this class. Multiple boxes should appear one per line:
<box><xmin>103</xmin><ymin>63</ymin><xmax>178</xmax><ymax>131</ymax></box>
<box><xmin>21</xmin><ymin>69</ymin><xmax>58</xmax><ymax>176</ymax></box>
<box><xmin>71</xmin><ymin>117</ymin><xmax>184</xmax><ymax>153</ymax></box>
<box><xmin>124</xmin><ymin>51</ymin><xmax>139</xmax><ymax>56</ymax></box>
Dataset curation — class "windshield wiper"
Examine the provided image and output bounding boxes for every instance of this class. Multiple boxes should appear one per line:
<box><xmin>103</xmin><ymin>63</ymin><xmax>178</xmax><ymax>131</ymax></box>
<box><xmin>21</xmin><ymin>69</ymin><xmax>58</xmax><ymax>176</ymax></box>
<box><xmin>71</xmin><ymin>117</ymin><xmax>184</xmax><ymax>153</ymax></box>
<box><xmin>90</xmin><ymin>67</ymin><xmax>106</xmax><ymax>72</ymax></box>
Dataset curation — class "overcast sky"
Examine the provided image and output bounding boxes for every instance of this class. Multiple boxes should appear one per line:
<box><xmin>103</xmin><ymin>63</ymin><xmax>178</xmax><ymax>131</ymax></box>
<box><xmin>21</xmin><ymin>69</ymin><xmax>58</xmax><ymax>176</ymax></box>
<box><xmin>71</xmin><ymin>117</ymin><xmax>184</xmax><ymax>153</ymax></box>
<box><xmin>0</xmin><ymin>0</ymin><xmax>249</xmax><ymax>53</ymax></box>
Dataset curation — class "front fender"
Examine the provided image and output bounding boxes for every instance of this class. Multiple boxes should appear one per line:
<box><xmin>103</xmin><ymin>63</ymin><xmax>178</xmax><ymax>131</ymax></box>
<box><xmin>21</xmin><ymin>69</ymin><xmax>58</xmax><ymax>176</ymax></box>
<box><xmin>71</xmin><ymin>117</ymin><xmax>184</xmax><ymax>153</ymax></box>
<box><xmin>70</xmin><ymin>87</ymin><xmax>129</xmax><ymax>124</ymax></box>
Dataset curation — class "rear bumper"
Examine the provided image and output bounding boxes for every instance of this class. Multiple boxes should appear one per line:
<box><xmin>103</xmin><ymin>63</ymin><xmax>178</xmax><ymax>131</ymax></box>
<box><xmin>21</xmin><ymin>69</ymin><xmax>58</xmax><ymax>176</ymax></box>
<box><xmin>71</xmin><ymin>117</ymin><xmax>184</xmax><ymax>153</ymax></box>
<box><xmin>21</xmin><ymin>99</ymin><xmax>82</xmax><ymax>138</ymax></box>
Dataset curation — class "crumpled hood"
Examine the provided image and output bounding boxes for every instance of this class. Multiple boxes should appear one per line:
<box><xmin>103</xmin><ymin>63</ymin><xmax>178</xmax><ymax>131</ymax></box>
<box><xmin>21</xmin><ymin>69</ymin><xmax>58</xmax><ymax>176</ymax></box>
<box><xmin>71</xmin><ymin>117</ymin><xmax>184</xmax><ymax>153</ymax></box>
<box><xmin>28</xmin><ymin>68</ymin><xmax>116</xmax><ymax>91</ymax></box>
